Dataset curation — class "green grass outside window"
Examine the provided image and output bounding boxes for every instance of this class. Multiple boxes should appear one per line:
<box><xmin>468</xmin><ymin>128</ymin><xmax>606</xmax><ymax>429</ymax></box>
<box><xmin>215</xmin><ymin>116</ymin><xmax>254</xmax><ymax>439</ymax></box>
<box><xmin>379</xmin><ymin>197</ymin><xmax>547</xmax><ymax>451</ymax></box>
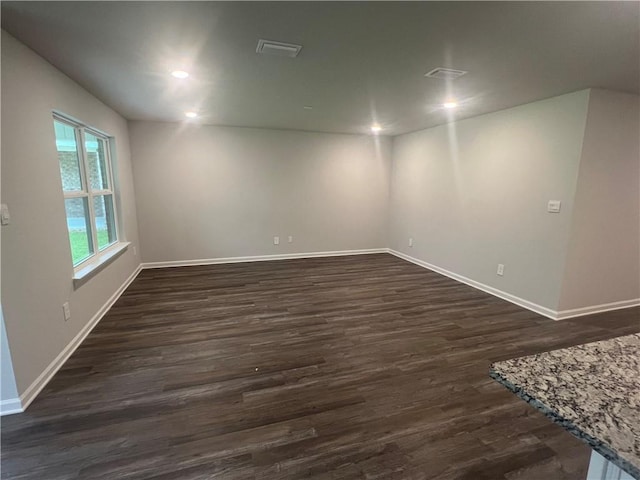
<box><xmin>69</xmin><ymin>230</ymin><xmax>110</xmax><ymax>265</ymax></box>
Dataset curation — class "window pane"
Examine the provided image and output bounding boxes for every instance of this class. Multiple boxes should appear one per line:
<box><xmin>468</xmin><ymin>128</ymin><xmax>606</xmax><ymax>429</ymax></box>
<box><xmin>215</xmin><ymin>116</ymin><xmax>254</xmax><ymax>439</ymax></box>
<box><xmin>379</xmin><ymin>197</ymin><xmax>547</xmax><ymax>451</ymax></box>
<box><xmin>93</xmin><ymin>194</ymin><xmax>117</xmax><ymax>250</ymax></box>
<box><xmin>54</xmin><ymin>120</ymin><xmax>82</xmax><ymax>192</ymax></box>
<box><xmin>85</xmin><ymin>132</ymin><xmax>109</xmax><ymax>191</ymax></box>
<box><xmin>64</xmin><ymin>197</ymin><xmax>93</xmax><ymax>265</ymax></box>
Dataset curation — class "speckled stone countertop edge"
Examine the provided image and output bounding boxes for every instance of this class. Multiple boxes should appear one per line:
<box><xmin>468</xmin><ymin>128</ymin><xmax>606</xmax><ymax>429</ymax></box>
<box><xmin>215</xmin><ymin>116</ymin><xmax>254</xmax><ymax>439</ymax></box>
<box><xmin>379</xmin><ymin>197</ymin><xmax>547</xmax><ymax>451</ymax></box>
<box><xmin>489</xmin><ymin>368</ymin><xmax>640</xmax><ymax>480</ymax></box>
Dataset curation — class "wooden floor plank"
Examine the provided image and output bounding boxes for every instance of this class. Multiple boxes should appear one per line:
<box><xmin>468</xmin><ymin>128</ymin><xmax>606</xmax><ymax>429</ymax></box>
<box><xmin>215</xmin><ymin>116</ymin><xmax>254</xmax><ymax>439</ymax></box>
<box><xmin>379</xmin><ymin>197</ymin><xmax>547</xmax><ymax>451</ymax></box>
<box><xmin>2</xmin><ymin>253</ymin><xmax>638</xmax><ymax>479</ymax></box>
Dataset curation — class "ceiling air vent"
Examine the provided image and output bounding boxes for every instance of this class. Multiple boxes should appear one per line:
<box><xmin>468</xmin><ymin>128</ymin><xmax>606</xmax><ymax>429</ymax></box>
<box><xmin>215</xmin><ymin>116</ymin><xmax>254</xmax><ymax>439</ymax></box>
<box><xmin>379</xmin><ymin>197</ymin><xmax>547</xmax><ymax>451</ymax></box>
<box><xmin>424</xmin><ymin>67</ymin><xmax>467</xmax><ymax>80</ymax></box>
<box><xmin>256</xmin><ymin>39</ymin><xmax>302</xmax><ymax>58</ymax></box>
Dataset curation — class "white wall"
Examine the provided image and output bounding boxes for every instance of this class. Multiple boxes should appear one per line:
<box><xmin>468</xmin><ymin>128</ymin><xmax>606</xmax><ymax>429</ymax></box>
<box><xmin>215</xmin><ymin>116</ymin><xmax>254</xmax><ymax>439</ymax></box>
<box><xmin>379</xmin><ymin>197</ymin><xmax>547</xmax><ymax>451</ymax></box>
<box><xmin>1</xmin><ymin>31</ymin><xmax>141</xmax><ymax>399</ymax></box>
<box><xmin>129</xmin><ymin>122</ymin><xmax>391</xmax><ymax>263</ymax></box>
<box><xmin>388</xmin><ymin>91</ymin><xmax>591</xmax><ymax>312</ymax></box>
<box><xmin>558</xmin><ymin>90</ymin><xmax>640</xmax><ymax>310</ymax></box>
<box><xmin>1</xmin><ymin>27</ymin><xmax>636</xmax><ymax>415</ymax></box>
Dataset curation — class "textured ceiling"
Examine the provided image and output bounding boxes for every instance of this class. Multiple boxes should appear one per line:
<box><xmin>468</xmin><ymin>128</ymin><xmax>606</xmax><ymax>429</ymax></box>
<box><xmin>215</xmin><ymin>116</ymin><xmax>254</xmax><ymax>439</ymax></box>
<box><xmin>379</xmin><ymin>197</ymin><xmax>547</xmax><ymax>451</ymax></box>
<box><xmin>2</xmin><ymin>1</ymin><xmax>639</xmax><ymax>135</ymax></box>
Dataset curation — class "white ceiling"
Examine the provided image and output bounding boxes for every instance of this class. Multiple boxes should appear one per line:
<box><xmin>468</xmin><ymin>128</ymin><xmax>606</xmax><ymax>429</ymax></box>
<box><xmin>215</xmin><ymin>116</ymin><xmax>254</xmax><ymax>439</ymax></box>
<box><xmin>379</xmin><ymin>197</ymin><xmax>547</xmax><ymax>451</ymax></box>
<box><xmin>2</xmin><ymin>2</ymin><xmax>639</xmax><ymax>136</ymax></box>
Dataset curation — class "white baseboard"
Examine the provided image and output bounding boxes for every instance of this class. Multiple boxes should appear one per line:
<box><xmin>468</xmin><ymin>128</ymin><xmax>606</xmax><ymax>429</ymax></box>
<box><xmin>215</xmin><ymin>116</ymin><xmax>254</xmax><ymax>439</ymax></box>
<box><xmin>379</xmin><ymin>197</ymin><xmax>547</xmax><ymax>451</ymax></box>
<box><xmin>142</xmin><ymin>248</ymin><xmax>388</xmax><ymax>269</ymax></box>
<box><xmin>0</xmin><ymin>397</ymin><xmax>24</xmax><ymax>416</ymax></box>
<box><xmin>5</xmin><ymin>251</ymin><xmax>387</xmax><ymax>415</ymax></box>
<box><xmin>2</xmin><ymin>264</ymin><xmax>144</xmax><ymax>416</ymax></box>
<box><xmin>6</xmin><ymin>249</ymin><xmax>638</xmax><ymax>416</ymax></box>
<box><xmin>389</xmin><ymin>249</ymin><xmax>640</xmax><ymax>322</ymax></box>
<box><xmin>556</xmin><ymin>298</ymin><xmax>640</xmax><ymax>320</ymax></box>
<box><xmin>387</xmin><ymin>249</ymin><xmax>559</xmax><ymax>320</ymax></box>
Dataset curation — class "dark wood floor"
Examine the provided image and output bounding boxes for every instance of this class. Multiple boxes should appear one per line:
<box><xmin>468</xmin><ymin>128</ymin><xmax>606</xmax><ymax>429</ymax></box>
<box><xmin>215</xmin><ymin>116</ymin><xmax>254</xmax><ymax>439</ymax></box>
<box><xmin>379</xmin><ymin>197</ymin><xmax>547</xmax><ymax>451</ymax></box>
<box><xmin>2</xmin><ymin>254</ymin><xmax>638</xmax><ymax>480</ymax></box>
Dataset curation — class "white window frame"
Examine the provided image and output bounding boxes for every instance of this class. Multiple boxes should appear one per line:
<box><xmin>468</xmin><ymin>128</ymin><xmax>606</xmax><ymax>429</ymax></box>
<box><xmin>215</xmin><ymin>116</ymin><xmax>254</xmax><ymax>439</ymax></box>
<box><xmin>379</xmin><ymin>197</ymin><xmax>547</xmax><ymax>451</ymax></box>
<box><xmin>53</xmin><ymin>113</ymin><xmax>124</xmax><ymax>274</ymax></box>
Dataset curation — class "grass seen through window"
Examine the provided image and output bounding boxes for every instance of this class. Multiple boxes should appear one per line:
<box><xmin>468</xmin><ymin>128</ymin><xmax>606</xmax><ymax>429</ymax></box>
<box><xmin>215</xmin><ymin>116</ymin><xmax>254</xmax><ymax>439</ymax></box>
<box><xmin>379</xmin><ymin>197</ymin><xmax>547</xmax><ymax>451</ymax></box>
<box><xmin>69</xmin><ymin>230</ymin><xmax>110</xmax><ymax>264</ymax></box>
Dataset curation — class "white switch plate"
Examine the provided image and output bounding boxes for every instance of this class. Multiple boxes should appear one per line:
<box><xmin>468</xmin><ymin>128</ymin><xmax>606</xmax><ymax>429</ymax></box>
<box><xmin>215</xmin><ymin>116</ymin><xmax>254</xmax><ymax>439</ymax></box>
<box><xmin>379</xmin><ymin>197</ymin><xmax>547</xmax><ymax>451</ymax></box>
<box><xmin>497</xmin><ymin>264</ymin><xmax>505</xmax><ymax>276</ymax></box>
<box><xmin>273</xmin><ymin>236</ymin><xmax>280</xmax><ymax>245</ymax></box>
<box><xmin>409</xmin><ymin>238</ymin><xmax>413</xmax><ymax>247</ymax></box>
<box><xmin>288</xmin><ymin>236</ymin><xmax>293</xmax><ymax>243</ymax></box>
<box><xmin>0</xmin><ymin>204</ymin><xmax>10</xmax><ymax>225</ymax></box>
<box><xmin>547</xmin><ymin>200</ymin><xmax>561</xmax><ymax>213</ymax></box>
<box><xmin>133</xmin><ymin>246</ymin><xmax>137</xmax><ymax>256</ymax></box>
<box><xmin>62</xmin><ymin>302</ymin><xmax>71</xmax><ymax>321</ymax></box>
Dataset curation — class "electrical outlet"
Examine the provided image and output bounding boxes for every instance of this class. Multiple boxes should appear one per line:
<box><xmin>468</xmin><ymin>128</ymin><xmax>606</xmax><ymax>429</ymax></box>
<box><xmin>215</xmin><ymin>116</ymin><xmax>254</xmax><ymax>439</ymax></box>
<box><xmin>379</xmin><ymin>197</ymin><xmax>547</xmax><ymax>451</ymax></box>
<box><xmin>62</xmin><ymin>302</ymin><xmax>71</xmax><ymax>321</ymax></box>
<box><xmin>547</xmin><ymin>200</ymin><xmax>561</xmax><ymax>213</ymax></box>
<box><xmin>288</xmin><ymin>236</ymin><xmax>293</xmax><ymax>243</ymax></box>
<box><xmin>409</xmin><ymin>238</ymin><xmax>413</xmax><ymax>247</ymax></box>
<box><xmin>273</xmin><ymin>236</ymin><xmax>280</xmax><ymax>245</ymax></box>
<box><xmin>497</xmin><ymin>264</ymin><xmax>505</xmax><ymax>276</ymax></box>
<box><xmin>0</xmin><ymin>204</ymin><xmax>10</xmax><ymax>226</ymax></box>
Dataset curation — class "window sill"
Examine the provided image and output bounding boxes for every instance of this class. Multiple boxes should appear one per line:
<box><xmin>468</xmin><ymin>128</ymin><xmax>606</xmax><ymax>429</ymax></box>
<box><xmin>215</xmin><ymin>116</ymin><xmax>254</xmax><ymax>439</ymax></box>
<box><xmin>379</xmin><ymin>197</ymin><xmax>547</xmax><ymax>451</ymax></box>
<box><xmin>73</xmin><ymin>242</ymin><xmax>130</xmax><ymax>289</ymax></box>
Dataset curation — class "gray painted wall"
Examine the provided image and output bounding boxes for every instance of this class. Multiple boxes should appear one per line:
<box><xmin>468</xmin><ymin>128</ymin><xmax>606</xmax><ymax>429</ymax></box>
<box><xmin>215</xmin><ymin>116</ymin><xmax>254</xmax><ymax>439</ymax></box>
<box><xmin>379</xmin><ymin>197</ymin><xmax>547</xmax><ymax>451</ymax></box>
<box><xmin>388</xmin><ymin>91</ymin><xmax>591</xmax><ymax>311</ymax></box>
<box><xmin>129</xmin><ymin>122</ymin><xmax>391</xmax><ymax>263</ymax></box>
<box><xmin>1</xmin><ymin>31</ymin><xmax>141</xmax><ymax>397</ymax></box>
<box><xmin>558</xmin><ymin>89</ymin><xmax>640</xmax><ymax>310</ymax></box>
<box><xmin>1</xmin><ymin>29</ymin><xmax>637</xmax><ymax>413</ymax></box>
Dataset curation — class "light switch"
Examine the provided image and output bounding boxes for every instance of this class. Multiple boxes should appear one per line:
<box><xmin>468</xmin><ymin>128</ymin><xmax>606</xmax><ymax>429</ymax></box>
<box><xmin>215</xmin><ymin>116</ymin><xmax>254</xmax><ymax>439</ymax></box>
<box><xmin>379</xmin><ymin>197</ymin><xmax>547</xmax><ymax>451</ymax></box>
<box><xmin>547</xmin><ymin>200</ymin><xmax>561</xmax><ymax>213</ymax></box>
<box><xmin>0</xmin><ymin>204</ymin><xmax>10</xmax><ymax>225</ymax></box>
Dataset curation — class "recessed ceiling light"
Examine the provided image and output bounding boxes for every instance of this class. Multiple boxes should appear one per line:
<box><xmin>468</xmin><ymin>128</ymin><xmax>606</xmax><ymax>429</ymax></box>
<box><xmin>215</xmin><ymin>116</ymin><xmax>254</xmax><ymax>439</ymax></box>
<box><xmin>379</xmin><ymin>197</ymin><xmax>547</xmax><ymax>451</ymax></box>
<box><xmin>184</xmin><ymin>111</ymin><xmax>198</xmax><ymax>118</ymax></box>
<box><xmin>443</xmin><ymin>101</ymin><xmax>458</xmax><ymax>109</ymax></box>
<box><xmin>171</xmin><ymin>70</ymin><xmax>189</xmax><ymax>79</ymax></box>
<box><xmin>371</xmin><ymin>124</ymin><xmax>382</xmax><ymax>133</ymax></box>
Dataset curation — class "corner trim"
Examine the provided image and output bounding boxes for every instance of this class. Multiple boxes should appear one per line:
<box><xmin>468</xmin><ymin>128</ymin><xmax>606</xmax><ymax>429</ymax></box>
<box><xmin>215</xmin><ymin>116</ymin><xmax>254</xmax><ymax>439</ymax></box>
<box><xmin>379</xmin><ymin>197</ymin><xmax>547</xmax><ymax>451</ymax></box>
<box><xmin>6</xmin><ymin>264</ymin><xmax>143</xmax><ymax>416</ymax></box>
<box><xmin>387</xmin><ymin>249</ymin><xmax>558</xmax><ymax>319</ymax></box>
<box><xmin>141</xmin><ymin>248</ymin><xmax>388</xmax><ymax>269</ymax></box>
<box><xmin>0</xmin><ymin>398</ymin><xmax>24</xmax><ymax>416</ymax></box>
<box><xmin>556</xmin><ymin>298</ymin><xmax>640</xmax><ymax>320</ymax></box>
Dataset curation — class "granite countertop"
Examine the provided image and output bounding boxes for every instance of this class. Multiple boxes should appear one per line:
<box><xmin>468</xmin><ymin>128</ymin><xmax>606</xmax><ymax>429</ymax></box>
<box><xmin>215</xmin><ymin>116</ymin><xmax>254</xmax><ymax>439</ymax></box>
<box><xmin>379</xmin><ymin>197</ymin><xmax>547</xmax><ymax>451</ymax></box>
<box><xmin>490</xmin><ymin>333</ymin><xmax>640</xmax><ymax>479</ymax></box>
